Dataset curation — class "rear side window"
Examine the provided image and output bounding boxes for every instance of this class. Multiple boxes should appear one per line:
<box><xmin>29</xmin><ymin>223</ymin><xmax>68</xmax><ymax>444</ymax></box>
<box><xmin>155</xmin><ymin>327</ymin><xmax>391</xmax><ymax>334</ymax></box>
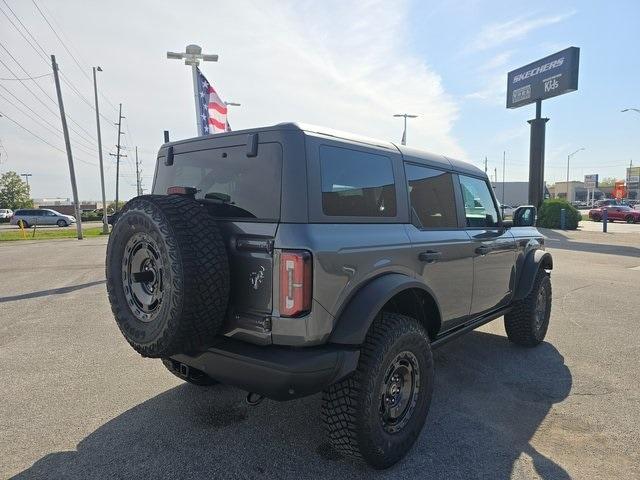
<box><xmin>405</xmin><ymin>164</ymin><xmax>457</xmax><ymax>228</ymax></box>
<box><xmin>458</xmin><ymin>175</ymin><xmax>499</xmax><ymax>227</ymax></box>
<box><xmin>153</xmin><ymin>143</ymin><xmax>282</xmax><ymax>221</ymax></box>
<box><xmin>320</xmin><ymin>145</ymin><xmax>396</xmax><ymax>217</ymax></box>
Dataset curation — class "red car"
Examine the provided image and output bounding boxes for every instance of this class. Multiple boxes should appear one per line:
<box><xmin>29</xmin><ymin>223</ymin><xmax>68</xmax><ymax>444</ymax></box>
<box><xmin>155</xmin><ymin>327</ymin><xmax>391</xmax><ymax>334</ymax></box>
<box><xmin>589</xmin><ymin>205</ymin><xmax>640</xmax><ymax>223</ymax></box>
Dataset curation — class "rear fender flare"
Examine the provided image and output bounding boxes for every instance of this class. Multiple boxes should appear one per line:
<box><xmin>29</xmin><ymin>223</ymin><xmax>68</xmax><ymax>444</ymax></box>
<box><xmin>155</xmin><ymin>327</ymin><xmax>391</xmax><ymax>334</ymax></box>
<box><xmin>513</xmin><ymin>250</ymin><xmax>553</xmax><ymax>301</ymax></box>
<box><xmin>329</xmin><ymin>273</ymin><xmax>441</xmax><ymax>345</ymax></box>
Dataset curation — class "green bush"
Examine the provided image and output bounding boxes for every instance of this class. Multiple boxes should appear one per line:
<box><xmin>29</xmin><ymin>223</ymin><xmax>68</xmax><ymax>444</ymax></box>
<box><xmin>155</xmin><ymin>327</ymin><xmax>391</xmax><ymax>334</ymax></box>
<box><xmin>537</xmin><ymin>199</ymin><xmax>582</xmax><ymax>229</ymax></box>
<box><xmin>81</xmin><ymin>211</ymin><xmax>102</xmax><ymax>222</ymax></box>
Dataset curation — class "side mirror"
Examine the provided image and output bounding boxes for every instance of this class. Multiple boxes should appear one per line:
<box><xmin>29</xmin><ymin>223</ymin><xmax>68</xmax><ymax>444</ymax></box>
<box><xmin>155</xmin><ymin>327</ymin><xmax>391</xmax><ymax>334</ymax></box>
<box><xmin>513</xmin><ymin>205</ymin><xmax>536</xmax><ymax>227</ymax></box>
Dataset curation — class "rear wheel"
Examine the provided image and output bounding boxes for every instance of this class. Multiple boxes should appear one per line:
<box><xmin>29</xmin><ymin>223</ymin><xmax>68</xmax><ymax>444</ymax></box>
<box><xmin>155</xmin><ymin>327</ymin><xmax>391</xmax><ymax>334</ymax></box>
<box><xmin>161</xmin><ymin>358</ymin><xmax>218</xmax><ymax>386</ymax></box>
<box><xmin>504</xmin><ymin>270</ymin><xmax>552</xmax><ymax>347</ymax></box>
<box><xmin>322</xmin><ymin>312</ymin><xmax>434</xmax><ymax>469</ymax></box>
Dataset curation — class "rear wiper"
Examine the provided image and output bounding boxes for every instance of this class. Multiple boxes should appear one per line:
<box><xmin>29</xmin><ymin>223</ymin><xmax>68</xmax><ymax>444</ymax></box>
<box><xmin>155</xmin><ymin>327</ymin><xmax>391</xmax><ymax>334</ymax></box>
<box><xmin>204</xmin><ymin>192</ymin><xmax>232</xmax><ymax>203</ymax></box>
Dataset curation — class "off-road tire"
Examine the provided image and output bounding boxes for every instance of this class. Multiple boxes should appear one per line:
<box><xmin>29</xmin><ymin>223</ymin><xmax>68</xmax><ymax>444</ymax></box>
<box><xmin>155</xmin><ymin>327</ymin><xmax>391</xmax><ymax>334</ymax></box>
<box><xmin>321</xmin><ymin>312</ymin><xmax>434</xmax><ymax>469</ymax></box>
<box><xmin>161</xmin><ymin>358</ymin><xmax>218</xmax><ymax>386</ymax></box>
<box><xmin>106</xmin><ymin>195</ymin><xmax>230</xmax><ymax>358</ymax></box>
<box><xmin>504</xmin><ymin>270</ymin><xmax>551</xmax><ymax>347</ymax></box>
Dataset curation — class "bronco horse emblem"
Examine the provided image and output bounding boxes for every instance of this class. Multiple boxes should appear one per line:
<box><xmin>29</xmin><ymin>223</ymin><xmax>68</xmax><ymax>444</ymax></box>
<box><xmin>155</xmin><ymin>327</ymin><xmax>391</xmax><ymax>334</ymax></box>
<box><xmin>249</xmin><ymin>265</ymin><xmax>265</xmax><ymax>291</ymax></box>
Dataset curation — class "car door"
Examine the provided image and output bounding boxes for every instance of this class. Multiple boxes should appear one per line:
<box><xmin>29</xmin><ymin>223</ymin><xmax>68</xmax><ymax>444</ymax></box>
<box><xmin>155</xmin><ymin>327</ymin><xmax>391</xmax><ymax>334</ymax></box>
<box><xmin>403</xmin><ymin>164</ymin><xmax>474</xmax><ymax>331</ymax></box>
<box><xmin>458</xmin><ymin>174</ymin><xmax>517</xmax><ymax>316</ymax></box>
<box><xmin>609</xmin><ymin>206</ymin><xmax>624</xmax><ymax>221</ymax></box>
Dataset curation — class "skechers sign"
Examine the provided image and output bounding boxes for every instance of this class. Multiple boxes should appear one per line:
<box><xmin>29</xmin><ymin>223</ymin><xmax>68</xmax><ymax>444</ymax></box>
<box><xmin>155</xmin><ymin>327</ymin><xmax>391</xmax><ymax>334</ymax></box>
<box><xmin>506</xmin><ymin>47</ymin><xmax>580</xmax><ymax>109</ymax></box>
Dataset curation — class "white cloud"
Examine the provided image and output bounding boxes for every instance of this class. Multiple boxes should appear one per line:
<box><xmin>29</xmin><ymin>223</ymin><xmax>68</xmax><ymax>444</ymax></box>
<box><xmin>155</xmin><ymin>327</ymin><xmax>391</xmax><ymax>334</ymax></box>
<box><xmin>0</xmin><ymin>0</ymin><xmax>464</xmax><ymax>200</ymax></box>
<box><xmin>471</xmin><ymin>11</ymin><xmax>576</xmax><ymax>51</ymax></box>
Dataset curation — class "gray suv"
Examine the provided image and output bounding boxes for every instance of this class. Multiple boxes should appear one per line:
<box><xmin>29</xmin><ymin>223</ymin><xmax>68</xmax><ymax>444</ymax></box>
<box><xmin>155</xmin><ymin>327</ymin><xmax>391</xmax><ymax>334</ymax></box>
<box><xmin>106</xmin><ymin>123</ymin><xmax>552</xmax><ymax>469</ymax></box>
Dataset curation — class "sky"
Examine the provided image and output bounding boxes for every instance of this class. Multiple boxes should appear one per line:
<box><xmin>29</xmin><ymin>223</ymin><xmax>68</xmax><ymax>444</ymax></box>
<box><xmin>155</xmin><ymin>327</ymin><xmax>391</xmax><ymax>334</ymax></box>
<box><xmin>0</xmin><ymin>0</ymin><xmax>638</xmax><ymax>201</ymax></box>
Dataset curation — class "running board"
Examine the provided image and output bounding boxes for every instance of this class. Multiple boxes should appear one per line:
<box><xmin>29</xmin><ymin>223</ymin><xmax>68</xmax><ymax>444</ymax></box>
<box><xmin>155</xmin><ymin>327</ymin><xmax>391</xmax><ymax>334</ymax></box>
<box><xmin>431</xmin><ymin>306</ymin><xmax>511</xmax><ymax>350</ymax></box>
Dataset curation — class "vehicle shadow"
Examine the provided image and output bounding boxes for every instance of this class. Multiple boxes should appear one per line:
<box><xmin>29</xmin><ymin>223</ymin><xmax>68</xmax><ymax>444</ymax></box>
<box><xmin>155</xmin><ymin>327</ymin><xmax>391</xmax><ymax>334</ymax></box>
<box><xmin>13</xmin><ymin>331</ymin><xmax>572</xmax><ymax>479</ymax></box>
<box><xmin>0</xmin><ymin>280</ymin><xmax>106</xmax><ymax>303</ymax></box>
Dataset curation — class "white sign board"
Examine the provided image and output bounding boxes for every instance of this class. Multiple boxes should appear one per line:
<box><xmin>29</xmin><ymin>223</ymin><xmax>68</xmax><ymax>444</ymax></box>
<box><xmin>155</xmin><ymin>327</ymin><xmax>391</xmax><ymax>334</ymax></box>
<box><xmin>584</xmin><ymin>174</ymin><xmax>598</xmax><ymax>189</ymax></box>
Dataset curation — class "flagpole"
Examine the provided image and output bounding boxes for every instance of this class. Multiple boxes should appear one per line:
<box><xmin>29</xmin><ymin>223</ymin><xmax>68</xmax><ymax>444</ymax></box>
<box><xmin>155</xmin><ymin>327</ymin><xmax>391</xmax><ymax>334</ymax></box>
<box><xmin>192</xmin><ymin>64</ymin><xmax>203</xmax><ymax>136</ymax></box>
<box><xmin>167</xmin><ymin>44</ymin><xmax>219</xmax><ymax>137</ymax></box>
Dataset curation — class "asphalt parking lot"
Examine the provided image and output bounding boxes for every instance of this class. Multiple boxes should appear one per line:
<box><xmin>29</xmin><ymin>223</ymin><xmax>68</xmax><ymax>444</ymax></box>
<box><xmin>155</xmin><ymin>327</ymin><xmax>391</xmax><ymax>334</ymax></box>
<box><xmin>1</xmin><ymin>230</ymin><xmax>639</xmax><ymax>479</ymax></box>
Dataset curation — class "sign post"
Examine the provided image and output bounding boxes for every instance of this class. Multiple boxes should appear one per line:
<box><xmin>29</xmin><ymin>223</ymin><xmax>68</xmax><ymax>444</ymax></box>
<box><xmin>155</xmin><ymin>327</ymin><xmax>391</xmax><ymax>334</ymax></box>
<box><xmin>507</xmin><ymin>47</ymin><xmax>580</xmax><ymax>209</ymax></box>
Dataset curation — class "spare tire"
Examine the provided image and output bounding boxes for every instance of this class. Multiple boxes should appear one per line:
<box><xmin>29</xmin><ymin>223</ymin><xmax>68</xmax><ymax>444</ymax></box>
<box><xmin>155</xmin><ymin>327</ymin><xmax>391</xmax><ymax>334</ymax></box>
<box><xmin>106</xmin><ymin>195</ymin><xmax>229</xmax><ymax>358</ymax></box>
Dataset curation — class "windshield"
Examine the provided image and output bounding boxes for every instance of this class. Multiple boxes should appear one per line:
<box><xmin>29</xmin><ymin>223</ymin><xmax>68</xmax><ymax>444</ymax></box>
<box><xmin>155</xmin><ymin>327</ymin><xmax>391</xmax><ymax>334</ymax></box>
<box><xmin>153</xmin><ymin>144</ymin><xmax>282</xmax><ymax>221</ymax></box>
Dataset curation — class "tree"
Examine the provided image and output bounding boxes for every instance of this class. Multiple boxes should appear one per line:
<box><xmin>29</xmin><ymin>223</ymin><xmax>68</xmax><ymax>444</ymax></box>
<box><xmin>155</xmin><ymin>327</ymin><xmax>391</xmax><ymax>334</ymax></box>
<box><xmin>0</xmin><ymin>171</ymin><xmax>33</xmax><ymax>210</ymax></box>
<box><xmin>598</xmin><ymin>177</ymin><xmax>617</xmax><ymax>187</ymax></box>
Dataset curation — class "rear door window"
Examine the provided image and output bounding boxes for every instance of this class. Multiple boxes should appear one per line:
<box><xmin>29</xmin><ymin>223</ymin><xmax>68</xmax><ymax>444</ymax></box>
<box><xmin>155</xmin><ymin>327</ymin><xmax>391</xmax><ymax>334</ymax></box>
<box><xmin>153</xmin><ymin>143</ymin><xmax>282</xmax><ymax>221</ymax></box>
<box><xmin>405</xmin><ymin>164</ymin><xmax>457</xmax><ymax>228</ymax></box>
<box><xmin>320</xmin><ymin>145</ymin><xmax>396</xmax><ymax>217</ymax></box>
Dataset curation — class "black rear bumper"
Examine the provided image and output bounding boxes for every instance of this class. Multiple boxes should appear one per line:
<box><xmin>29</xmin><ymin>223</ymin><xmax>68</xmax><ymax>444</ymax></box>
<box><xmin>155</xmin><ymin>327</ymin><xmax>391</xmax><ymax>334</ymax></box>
<box><xmin>170</xmin><ymin>338</ymin><xmax>360</xmax><ymax>401</ymax></box>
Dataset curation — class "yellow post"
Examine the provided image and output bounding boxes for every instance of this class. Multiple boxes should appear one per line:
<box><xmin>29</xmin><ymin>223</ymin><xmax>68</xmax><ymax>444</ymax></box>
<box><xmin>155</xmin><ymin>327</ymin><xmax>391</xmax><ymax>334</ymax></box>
<box><xmin>19</xmin><ymin>220</ymin><xmax>26</xmax><ymax>239</ymax></box>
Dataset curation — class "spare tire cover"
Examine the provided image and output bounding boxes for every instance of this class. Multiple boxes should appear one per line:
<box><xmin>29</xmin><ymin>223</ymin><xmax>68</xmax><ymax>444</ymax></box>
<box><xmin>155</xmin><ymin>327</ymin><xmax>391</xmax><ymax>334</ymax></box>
<box><xmin>106</xmin><ymin>195</ymin><xmax>229</xmax><ymax>357</ymax></box>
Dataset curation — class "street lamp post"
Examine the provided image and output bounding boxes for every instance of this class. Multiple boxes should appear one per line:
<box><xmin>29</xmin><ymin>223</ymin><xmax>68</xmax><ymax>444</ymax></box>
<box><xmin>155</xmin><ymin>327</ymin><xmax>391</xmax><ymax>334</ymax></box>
<box><xmin>224</xmin><ymin>101</ymin><xmax>240</xmax><ymax>132</ymax></box>
<box><xmin>20</xmin><ymin>173</ymin><xmax>32</xmax><ymax>187</ymax></box>
<box><xmin>621</xmin><ymin>108</ymin><xmax>640</xmax><ymax>115</ymax></box>
<box><xmin>566</xmin><ymin>147</ymin><xmax>585</xmax><ymax>202</ymax></box>
<box><xmin>393</xmin><ymin>113</ymin><xmax>418</xmax><ymax>145</ymax></box>
<box><xmin>92</xmin><ymin>66</ymin><xmax>109</xmax><ymax>234</ymax></box>
<box><xmin>167</xmin><ymin>45</ymin><xmax>219</xmax><ymax>136</ymax></box>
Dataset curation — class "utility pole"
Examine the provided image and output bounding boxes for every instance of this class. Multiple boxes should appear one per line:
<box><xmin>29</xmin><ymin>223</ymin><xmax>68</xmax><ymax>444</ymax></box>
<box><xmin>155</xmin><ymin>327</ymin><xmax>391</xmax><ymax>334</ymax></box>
<box><xmin>393</xmin><ymin>113</ymin><xmax>418</xmax><ymax>146</ymax></box>
<box><xmin>135</xmin><ymin>146</ymin><xmax>141</xmax><ymax>196</ymax></box>
<box><xmin>494</xmin><ymin>167</ymin><xmax>498</xmax><ymax>184</ymax></box>
<box><xmin>92</xmin><ymin>66</ymin><xmax>109</xmax><ymax>234</ymax></box>
<box><xmin>502</xmin><ymin>151</ymin><xmax>506</xmax><ymax>206</ymax></box>
<box><xmin>484</xmin><ymin>157</ymin><xmax>488</xmax><ymax>174</ymax></box>
<box><xmin>51</xmin><ymin>55</ymin><xmax>83</xmax><ymax>240</ymax></box>
<box><xmin>566</xmin><ymin>148</ymin><xmax>585</xmax><ymax>202</ymax></box>
<box><xmin>20</xmin><ymin>173</ymin><xmax>32</xmax><ymax>187</ymax></box>
<box><xmin>110</xmin><ymin>104</ymin><xmax>125</xmax><ymax>211</ymax></box>
<box><xmin>167</xmin><ymin>45</ymin><xmax>219</xmax><ymax>136</ymax></box>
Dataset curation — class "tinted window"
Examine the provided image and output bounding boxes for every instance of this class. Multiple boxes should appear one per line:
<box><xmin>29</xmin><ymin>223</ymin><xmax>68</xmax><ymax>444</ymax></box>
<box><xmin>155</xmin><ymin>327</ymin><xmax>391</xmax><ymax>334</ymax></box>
<box><xmin>405</xmin><ymin>164</ymin><xmax>457</xmax><ymax>228</ymax></box>
<box><xmin>458</xmin><ymin>175</ymin><xmax>499</xmax><ymax>227</ymax></box>
<box><xmin>320</xmin><ymin>145</ymin><xmax>396</xmax><ymax>217</ymax></box>
<box><xmin>153</xmin><ymin>144</ymin><xmax>282</xmax><ymax>220</ymax></box>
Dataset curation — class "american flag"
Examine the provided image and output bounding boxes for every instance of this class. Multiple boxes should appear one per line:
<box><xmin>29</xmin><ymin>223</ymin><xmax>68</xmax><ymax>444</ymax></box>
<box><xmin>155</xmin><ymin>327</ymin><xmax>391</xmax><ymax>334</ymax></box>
<box><xmin>196</xmin><ymin>67</ymin><xmax>230</xmax><ymax>134</ymax></box>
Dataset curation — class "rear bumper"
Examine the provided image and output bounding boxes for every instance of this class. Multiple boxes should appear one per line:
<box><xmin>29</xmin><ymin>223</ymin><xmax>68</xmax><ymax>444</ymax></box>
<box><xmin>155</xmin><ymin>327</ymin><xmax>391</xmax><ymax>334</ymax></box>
<box><xmin>170</xmin><ymin>338</ymin><xmax>359</xmax><ymax>401</ymax></box>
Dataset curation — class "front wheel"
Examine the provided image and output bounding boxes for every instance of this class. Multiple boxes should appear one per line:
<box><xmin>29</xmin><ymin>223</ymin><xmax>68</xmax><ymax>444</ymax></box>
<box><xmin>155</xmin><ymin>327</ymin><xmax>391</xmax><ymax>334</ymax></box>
<box><xmin>57</xmin><ymin>219</ymin><xmax>68</xmax><ymax>227</ymax></box>
<box><xmin>625</xmin><ymin>215</ymin><xmax>635</xmax><ymax>224</ymax></box>
<box><xmin>322</xmin><ymin>312</ymin><xmax>434</xmax><ymax>469</ymax></box>
<box><xmin>504</xmin><ymin>270</ymin><xmax>552</xmax><ymax>347</ymax></box>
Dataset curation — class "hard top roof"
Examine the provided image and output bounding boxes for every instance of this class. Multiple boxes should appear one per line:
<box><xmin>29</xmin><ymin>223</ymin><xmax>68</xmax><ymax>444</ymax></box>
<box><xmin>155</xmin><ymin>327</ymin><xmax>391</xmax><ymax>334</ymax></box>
<box><xmin>162</xmin><ymin>122</ymin><xmax>485</xmax><ymax>177</ymax></box>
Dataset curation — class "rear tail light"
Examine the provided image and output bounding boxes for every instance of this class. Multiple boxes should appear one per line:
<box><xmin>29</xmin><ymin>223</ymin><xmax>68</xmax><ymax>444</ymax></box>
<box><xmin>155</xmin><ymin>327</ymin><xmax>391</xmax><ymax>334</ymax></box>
<box><xmin>279</xmin><ymin>250</ymin><xmax>312</xmax><ymax>317</ymax></box>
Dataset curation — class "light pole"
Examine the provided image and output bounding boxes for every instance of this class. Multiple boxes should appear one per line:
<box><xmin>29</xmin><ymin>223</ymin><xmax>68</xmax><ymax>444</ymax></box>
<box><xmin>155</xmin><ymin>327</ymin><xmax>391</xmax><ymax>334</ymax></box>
<box><xmin>566</xmin><ymin>147</ymin><xmax>585</xmax><ymax>201</ymax></box>
<box><xmin>393</xmin><ymin>113</ymin><xmax>418</xmax><ymax>145</ymax></box>
<box><xmin>92</xmin><ymin>66</ymin><xmax>109</xmax><ymax>234</ymax></box>
<box><xmin>20</xmin><ymin>173</ymin><xmax>32</xmax><ymax>187</ymax></box>
<box><xmin>167</xmin><ymin>45</ymin><xmax>219</xmax><ymax>136</ymax></box>
<box><xmin>224</xmin><ymin>101</ymin><xmax>240</xmax><ymax>132</ymax></box>
<box><xmin>621</xmin><ymin>108</ymin><xmax>640</xmax><ymax>115</ymax></box>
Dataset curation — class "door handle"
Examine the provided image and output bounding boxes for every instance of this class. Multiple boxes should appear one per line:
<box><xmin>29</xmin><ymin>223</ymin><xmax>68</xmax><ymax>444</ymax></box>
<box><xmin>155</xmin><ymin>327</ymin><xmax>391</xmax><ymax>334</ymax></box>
<box><xmin>475</xmin><ymin>245</ymin><xmax>491</xmax><ymax>256</ymax></box>
<box><xmin>419</xmin><ymin>250</ymin><xmax>442</xmax><ymax>263</ymax></box>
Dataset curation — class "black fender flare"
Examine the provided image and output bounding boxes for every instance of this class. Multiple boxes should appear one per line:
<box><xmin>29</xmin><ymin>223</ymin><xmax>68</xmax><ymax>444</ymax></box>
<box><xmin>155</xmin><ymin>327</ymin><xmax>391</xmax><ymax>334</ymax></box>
<box><xmin>329</xmin><ymin>273</ymin><xmax>441</xmax><ymax>345</ymax></box>
<box><xmin>513</xmin><ymin>249</ymin><xmax>553</xmax><ymax>301</ymax></box>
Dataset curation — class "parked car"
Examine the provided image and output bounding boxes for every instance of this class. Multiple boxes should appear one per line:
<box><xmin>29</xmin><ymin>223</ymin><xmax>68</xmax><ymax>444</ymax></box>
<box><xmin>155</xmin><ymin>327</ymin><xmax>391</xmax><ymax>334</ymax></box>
<box><xmin>10</xmin><ymin>208</ymin><xmax>76</xmax><ymax>228</ymax></box>
<box><xmin>0</xmin><ymin>208</ymin><xmax>13</xmax><ymax>219</ymax></box>
<box><xmin>105</xmin><ymin>123</ymin><xmax>553</xmax><ymax>469</ymax></box>
<box><xmin>589</xmin><ymin>205</ymin><xmax>640</xmax><ymax>223</ymax></box>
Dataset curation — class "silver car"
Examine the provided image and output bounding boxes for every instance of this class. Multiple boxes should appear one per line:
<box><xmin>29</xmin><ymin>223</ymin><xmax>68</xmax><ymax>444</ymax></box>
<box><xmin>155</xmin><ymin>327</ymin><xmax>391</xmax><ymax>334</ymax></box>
<box><xmin>10</xmin><ymin>208</ymin><xmax>76</xmax><ymax>228</ymax></box>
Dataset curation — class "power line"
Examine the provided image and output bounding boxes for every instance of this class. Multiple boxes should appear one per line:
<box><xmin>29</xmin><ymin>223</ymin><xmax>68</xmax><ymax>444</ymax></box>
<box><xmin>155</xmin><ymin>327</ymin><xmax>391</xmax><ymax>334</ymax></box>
<box><xmin>0</xmin><ymin>2</ymin><xmax>114</xmax><ymax>125</ymax></box>
<box><xmin>0</xmin><ymin>73</ymin><xmax>52</xmax><ymax>81</ymax></box>
<box><xmin>0</xmin><ymin>44</ymin><xmax>100</xmax><ymax>145</ymax></box>
<box><xmin>0</xmin><ymin>109</ymin><xmax>98</xmax><ymax>166</ymax></box>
